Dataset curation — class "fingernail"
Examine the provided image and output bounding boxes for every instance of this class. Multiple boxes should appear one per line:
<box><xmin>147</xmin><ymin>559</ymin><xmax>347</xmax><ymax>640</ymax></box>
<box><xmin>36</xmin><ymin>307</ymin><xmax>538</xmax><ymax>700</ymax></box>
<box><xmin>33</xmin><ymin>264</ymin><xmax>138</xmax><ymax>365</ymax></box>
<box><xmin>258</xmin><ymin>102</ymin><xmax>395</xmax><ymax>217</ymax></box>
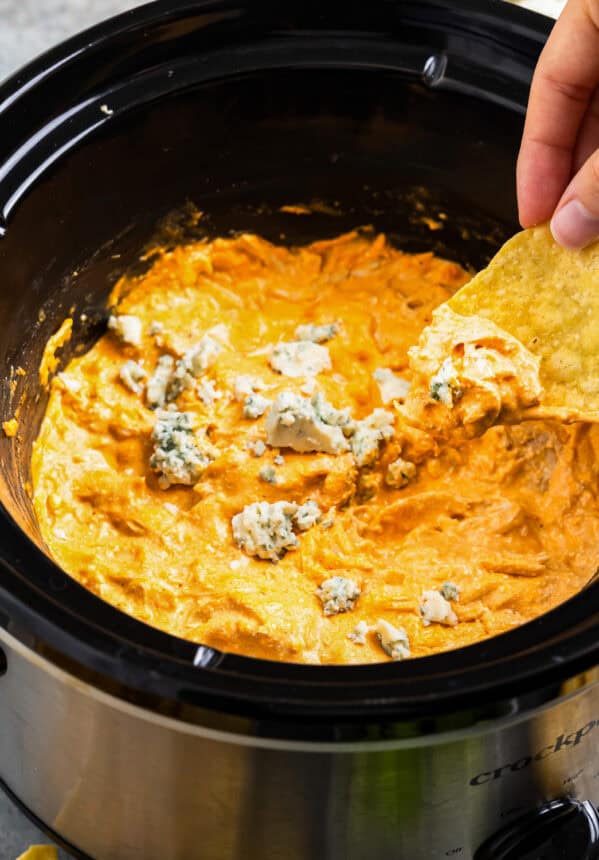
<box><xmin>550</xmin><ymin>199</ymin><xmax>599</xmax><ymax>250</ymax></box>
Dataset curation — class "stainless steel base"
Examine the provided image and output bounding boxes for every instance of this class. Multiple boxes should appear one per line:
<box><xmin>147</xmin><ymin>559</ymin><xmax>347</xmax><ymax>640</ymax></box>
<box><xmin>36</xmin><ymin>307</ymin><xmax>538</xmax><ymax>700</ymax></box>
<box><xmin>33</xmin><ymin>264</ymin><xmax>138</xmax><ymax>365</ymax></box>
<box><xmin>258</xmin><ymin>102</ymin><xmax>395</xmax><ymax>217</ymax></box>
<box><xmin>1</xmin><ymin>628</ymin><xmax>597</xmax><ymax>860</ymax></box>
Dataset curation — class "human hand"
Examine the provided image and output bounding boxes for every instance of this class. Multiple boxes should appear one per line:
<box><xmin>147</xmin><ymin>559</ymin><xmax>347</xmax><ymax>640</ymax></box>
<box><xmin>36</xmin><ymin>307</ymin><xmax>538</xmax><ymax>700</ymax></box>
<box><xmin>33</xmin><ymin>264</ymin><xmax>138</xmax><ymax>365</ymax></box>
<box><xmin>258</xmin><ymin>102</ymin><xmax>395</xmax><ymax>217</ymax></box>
<box><xmin>517</xmin><ymin>0</ymin><xmax>599</xmax><ymax>249</ymax></box>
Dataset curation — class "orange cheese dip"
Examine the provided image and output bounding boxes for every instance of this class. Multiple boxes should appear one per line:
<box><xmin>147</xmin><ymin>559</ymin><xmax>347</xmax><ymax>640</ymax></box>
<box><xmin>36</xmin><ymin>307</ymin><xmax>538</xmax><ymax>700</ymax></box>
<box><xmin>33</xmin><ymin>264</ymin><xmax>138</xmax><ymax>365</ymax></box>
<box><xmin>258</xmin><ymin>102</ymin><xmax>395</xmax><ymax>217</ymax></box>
<box><xmin>32</xmin><ymin>231</ymin><xmax>599</xmax><ymax>664</ymax></box>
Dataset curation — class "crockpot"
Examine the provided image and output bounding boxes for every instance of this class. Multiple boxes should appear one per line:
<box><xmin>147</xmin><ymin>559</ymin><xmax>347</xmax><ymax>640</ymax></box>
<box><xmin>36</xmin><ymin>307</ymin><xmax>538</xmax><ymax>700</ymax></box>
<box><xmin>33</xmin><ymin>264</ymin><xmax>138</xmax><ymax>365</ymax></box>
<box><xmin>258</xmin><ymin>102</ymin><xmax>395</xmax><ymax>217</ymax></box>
<box><xmin>0</xmin><ymin>1</ymin><xmax>598</xmax><ymax>858</ymax></box>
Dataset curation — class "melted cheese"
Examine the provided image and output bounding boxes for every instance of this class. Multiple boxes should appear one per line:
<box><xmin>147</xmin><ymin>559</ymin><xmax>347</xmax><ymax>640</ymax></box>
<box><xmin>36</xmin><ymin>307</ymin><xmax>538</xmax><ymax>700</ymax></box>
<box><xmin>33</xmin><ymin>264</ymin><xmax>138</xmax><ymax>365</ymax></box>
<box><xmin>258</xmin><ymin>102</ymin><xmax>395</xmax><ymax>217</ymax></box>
<box><xmin>32</xmin><ymin>231</ymin><xmax>599</xmax><ymax>664</ymax></box>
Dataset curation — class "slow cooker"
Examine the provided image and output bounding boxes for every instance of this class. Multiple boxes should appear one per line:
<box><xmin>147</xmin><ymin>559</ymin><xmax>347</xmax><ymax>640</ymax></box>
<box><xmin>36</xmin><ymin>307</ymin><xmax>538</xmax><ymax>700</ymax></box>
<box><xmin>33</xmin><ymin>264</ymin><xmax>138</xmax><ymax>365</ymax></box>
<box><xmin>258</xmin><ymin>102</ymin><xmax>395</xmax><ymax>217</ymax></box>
<box><xmin>0</xmin><ymin>1</ymin><xmax>598</xmax><ymax>858</ymax></box>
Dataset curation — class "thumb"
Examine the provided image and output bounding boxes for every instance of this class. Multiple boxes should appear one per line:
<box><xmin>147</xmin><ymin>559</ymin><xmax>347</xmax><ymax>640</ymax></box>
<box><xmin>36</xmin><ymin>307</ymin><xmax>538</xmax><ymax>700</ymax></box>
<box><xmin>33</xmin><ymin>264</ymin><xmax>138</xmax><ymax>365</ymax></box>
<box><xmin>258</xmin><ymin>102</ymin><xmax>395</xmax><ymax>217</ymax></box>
<box><xmin>551</xmin><ymin>150</ymin><xmax>599</xmax><ymax>249</ymax></box>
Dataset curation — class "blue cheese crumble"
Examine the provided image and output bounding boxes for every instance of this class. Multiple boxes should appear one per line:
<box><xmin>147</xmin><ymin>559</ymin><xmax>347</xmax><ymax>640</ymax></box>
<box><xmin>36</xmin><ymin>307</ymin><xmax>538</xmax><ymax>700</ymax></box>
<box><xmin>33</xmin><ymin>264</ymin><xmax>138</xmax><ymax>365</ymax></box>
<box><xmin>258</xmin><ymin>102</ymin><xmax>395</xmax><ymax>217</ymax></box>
<box><xmin>108</xmin><ymin>314</ymin><xmax>143</xmax><ymax>347</ymax></box>
<box><xmin>347</xmin><ymin>620</ymin><xmax>369</xmax><ymax>644</ymax></box>
<box><xmin>146</xmin><ymin>355</ymin><xmax>176</xmax><ymax>409</ymax></box>
<box><xmin>168</xmin><ymin>334</ymin><xmax>223</xmax><ymax>400</ymax></box>
<box><xmin>265</xmin><ymin>391</ymin><xmax>351</xmax><ymax>454</ymax></box>
<box><xmin>197</xmin><ymin>378</ymin><xmax>222</xmax><ymax>407</ymax></box>
<box><xmin>149</xmin><ymin>410</ymin><xmax>212</xmax><ymax>489</ymax></box>
<box><xmin>258</xmin><ymin>465</ymin><xmax>278</xmax><ymax>484</ymax></box>
<box><xmin>247</xmin><ymin>439</ymin><xmax>267</xmax><ymax>457</ymax></box>
<box><xmin>374</xmin><ymin>619</ymin><xmax>411</xmax><ymax>660</ymax></box>
<box><xmin>441</xmin><ymin>581</ymin><xmax>461</xmax><ymax>602</ymax></box>
<box><xmin>349</xmin><ymin>409</ymin><xmax>395</xmax><ymax>467</ymax></box>
<box><xmin>294</xmin><ymin>322</ymin><xmax>339</xmax><ymax>343</ymax></box>
<box><xmin>233</xmin><ymin>374</ymin><xmax>266</xmax><ymax>402</ymax></box>
<box><xmin>420</xmin><ymin>589</ymin><xmax>458</xmax><ymax>627</ymax></box>
<box><xmin>316</xmin><ymin>576</ymin><xmax>361</xmax><ymax>616</ymax></box>
<box><xmin>374</xmin><ymin>368</ymin><xmax>411</xmax><ymax>404</ymax></box>
<box><xmin>312</xmin><ymin>391</ymin><xmax>354</xmax><ymax>431</ymax></box>
<box><xmin>243</xmin><ymin>394</ymin><xmax>272</xmax><ymax>419</ymax></box>
<box><xmin>119</xmin><ymin>360</ymin><xmax>146</xmax><ymax>394</ymax></box>
<box><xmin>232</xmin><ymin>499</ymin><xmax>321</xmax><ymax>562</ymax></box>
<box><xmin>429</xmin><ymin>357</ymin><xmax>462</xmax><ymax>406</ymax></box>
<box><xmin>294</xmin><ymin>499</ymin><xmax>321</xmax><ymax>530</ymax></box>
<box><xmin>182</xmin><ymin>333</ymin><xmax>222</xmax><ymax>375</ymax></box>
<box><xmin>269</xmin><ymin>340</ymin><xmax>331</xmax><ymax>377</ymax></box>
<box><xmin>146</xmin><ymin>332</ymin><xmax>224</xmax><ymax>409</ymax></box>
<box><xmin>265</xmin><ymin>391</ymin><xmax>394</xmax><ymax>464</ymax></box>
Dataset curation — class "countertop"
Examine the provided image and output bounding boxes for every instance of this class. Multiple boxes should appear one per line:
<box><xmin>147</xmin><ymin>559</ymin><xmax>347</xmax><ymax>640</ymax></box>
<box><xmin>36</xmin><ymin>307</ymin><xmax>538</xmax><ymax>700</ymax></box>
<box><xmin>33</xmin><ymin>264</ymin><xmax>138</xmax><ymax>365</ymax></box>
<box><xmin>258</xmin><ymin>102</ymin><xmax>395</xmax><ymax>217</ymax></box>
<box><xmin>0</xmin><ymin>0</ymin><xmax>565</xmax><ymax>858</ymax></box>
<box><xmin>509</xmin><ymin>0</ymin><xmax>566</xmax><ymax>14</ymax></box>
<box><xmin>0</xmin><ymin>0</ymin><xmax>141</xmax><ymax>84</ymax></box>
<box><xmin>0</xmin><ymin>793</ymin><xmax>66</xmax><ymax>860</ymax></box>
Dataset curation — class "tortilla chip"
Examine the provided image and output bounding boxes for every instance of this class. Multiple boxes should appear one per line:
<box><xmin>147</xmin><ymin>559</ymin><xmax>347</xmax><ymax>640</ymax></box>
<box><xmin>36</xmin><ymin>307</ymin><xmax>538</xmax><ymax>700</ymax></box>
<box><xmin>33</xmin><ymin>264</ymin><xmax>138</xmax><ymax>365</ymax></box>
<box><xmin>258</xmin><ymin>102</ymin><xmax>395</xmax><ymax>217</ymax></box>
<box><xmin>16</xmin><ymin>848</ymin><xmax>58</xmax><ymax>860</ymax></box>
<box><xmin>448</xmin><ymin>224</ymin><xmax>599</xmax><ymax>420</ymax></box>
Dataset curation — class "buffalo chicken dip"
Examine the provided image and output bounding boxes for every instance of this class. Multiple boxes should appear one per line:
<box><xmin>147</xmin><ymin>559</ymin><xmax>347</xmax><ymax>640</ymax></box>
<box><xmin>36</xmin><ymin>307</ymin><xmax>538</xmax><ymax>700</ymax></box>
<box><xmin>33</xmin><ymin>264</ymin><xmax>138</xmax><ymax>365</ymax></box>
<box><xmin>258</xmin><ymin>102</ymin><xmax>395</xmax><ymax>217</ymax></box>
<box><xmin>31</xmin><ymin>231</ymin><xmax>599</xmax><ymax>663</ymax></box>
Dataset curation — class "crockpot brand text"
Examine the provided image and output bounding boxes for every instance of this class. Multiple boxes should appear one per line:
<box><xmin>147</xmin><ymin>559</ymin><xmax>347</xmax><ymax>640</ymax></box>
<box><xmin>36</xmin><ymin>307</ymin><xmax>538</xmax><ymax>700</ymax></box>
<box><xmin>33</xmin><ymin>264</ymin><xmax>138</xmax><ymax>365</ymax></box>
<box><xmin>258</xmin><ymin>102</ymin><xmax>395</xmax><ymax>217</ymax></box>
<box><xmin>470</xmin><ymin>719</ymin><xmax>597</xmax><ymax>786</ymax></box>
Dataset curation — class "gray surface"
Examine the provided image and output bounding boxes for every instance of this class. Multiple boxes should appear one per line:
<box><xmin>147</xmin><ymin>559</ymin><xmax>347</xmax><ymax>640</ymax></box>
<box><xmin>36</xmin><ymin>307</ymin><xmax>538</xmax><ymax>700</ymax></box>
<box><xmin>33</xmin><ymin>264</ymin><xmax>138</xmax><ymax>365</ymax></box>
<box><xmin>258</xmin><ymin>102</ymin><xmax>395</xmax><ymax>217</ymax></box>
<box><xmin>0</xmin><ymin>0</ymin><xmax>143</xmax><ymax>84</ymax></box>
<box><xmin>0</xmin><ymin>1</ymin><xmax>141</xmax><ymax>850</ymax></box>
<box><xmin>0</xmin><ymin>790</ymin><xmax>67</xmax><ymax>859</ymax></box>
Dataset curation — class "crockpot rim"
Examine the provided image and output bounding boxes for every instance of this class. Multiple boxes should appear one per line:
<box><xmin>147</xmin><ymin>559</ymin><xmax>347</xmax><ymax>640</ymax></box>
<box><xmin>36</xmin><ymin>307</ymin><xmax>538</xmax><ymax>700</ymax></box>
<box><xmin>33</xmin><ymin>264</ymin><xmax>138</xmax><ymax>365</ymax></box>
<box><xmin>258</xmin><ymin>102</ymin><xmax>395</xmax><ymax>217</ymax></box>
<box><xmin>0</xmin><ymin>0</ymin><xmax>552</xmax><ymax>119</ymax></box>
<box><xmin>1</xmin><ymin>0</ymin><xmax>591</xmax><ymax>723</ymax></box>
<box><xmin>0</xmin><ymin>0</ymin><xmax>555</xmax><ymax>89</ymax></box>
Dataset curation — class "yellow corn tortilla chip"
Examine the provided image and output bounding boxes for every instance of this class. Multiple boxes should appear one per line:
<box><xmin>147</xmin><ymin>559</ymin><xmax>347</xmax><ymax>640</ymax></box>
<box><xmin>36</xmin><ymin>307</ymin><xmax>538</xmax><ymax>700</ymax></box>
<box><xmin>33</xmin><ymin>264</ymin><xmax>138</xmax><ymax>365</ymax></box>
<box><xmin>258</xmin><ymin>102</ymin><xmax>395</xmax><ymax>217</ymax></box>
<box><xmin>16</xmin><ymin>848</ymin><xmax>58</xmax><ymax>860</ymax></box>
<box><xmin>448</xmin><ymin>224</ymin><xmax>599</xmax><ymax>420</ymax></box>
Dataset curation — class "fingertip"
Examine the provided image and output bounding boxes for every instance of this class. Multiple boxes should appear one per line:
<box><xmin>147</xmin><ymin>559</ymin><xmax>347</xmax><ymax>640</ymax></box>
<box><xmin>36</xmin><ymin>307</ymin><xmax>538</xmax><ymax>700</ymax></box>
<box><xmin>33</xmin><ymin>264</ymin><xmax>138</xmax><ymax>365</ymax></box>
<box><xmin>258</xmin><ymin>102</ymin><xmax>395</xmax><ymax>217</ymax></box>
<box><xmin>516</xmin><ymin>175</ymin><xmax>558</xmax><ymax>230</ymax></box>
<box><xmin>517</xmin><ymin>198</ymin><xmax>553</xmax><ymax>230</ymax></box>
<box><xmin>516</xmin><ymin>140</ymin><xmax>570</xmax><ymax>231</ymax></box>
<box><xmin>518</xmin><ymin>208</ymin><xmax>540</xmax><ymax>230</ymax></box>
<box><xmin>550</xmin><ymin>198</ymin><xmax>599</xmax><ymax>250</ymax></box>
